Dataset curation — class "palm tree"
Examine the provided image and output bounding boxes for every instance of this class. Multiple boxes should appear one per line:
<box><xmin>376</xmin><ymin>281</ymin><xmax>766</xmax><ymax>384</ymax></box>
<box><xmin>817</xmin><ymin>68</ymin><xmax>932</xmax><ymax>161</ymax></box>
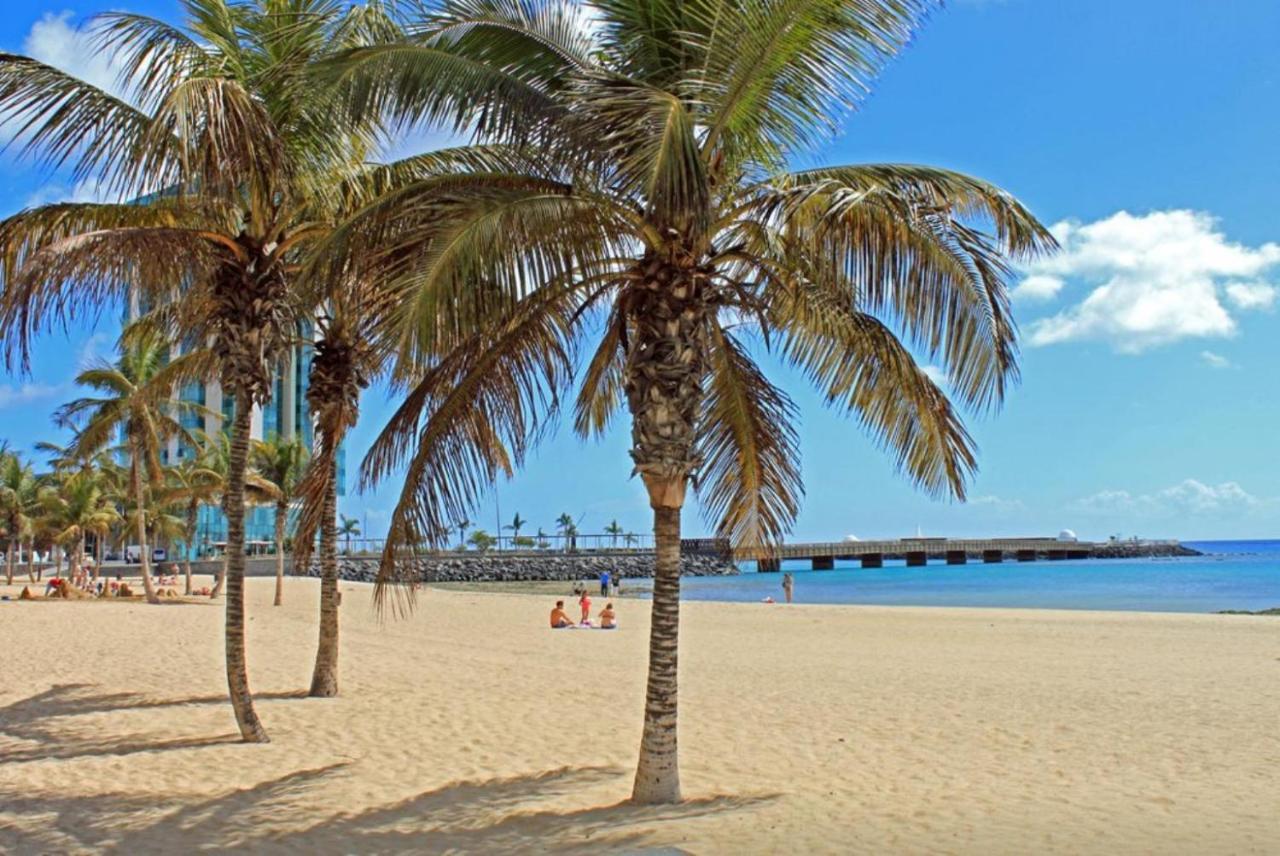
<box><xmin>338</xmin><ymin>515</ymin><xmax>361</xmax><ymax>554</ymax></box>
<box><xmin>624</xmin><ymin>532</ymin><xmax>639</xmax><ymax>548</ymax></box>
<box><xmin>0</xmin><ymin>450</ymin><xmax>37</xmax><ymax>585</ymax></box>
<box><xmin>57</xmin><ymin>330</ymin><xmax>205</xmax><ymax>604</ymax></box>
<box><xmin>0</xmin><ymin>0</ymin><xmax>400</xmax><ymax>743</ymax></box>
<box><xmin>351</xmin><ymin>0</ymin><xmax>1053</xmax><ymax>803</ymax></box>
<box><xmin>165</xmin><ymin>454</ymin><xmax>223</xmax><ymax>595</ymax></box>
<box><xmin>253</xmin><ymin>434</ymin><xmax>308</xmax><ymax>607</ymax></box>
<box><xmin>503</xmin><ymin>512</ymin><xmax>527</xmax><ymax>549</ymax></box>
<box><xmin>454</xmin><ymin>519</ymin><xmax>471</xmax><ymax>549</ymax></box>
<box><xmin>554</xmin><ymin>513</ymin><xmax>576</xmax><ymax>552</ymax></box>
<box><xmin>604</xmin><ymin>519</ymin><xmax>624</xmax><ymax>548</ymax></box>
<box><xmin>37</xmin><ymin>470</ymin><xmax>119</xmax><ymax>584</ymax></box>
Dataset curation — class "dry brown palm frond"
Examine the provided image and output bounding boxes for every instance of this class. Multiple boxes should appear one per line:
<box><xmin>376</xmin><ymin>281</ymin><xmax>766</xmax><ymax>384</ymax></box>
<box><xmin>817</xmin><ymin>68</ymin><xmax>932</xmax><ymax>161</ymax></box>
<box><xmin>770</xmin><ymin>278</ymin><xmax>977</xmax><ymax>499</ymax></box>
<box><xmin>696</xmin><ymin>323</ymin><xmax>802</xmax><ymax>550</ymax></box>
<box><xmin>365</xmin><ymin>282</ymin><xmax>584</xmax><ymax>616</ymax></box>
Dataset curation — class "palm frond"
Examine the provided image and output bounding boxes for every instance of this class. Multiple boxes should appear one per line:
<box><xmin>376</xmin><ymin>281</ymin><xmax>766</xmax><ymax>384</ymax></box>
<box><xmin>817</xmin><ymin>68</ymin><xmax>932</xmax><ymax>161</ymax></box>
<box><xmin>697</xmin><ymin>323</ymin><xmax>802</xmax><ymax>549</ymax></box>
<box><xmin>771</xmin><ymin>279</ymin><xmax>978</xmax><ymax>499</ymax></box>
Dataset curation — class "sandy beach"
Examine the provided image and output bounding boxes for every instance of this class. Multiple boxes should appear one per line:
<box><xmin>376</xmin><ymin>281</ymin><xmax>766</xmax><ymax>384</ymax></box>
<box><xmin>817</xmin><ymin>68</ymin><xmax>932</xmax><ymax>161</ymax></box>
<box><xmin>1</xmin><ymin>576</ymin><xmax>1276</xmax><ymax>854</ymax></box>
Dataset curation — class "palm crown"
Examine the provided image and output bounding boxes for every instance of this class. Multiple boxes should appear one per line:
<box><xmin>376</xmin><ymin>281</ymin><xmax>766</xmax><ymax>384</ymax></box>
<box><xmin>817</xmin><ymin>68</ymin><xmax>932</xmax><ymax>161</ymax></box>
<box><xmin>339</xmin><ymin>0</ymin><xmax>1056</xmax><ymax>562</ymax></box>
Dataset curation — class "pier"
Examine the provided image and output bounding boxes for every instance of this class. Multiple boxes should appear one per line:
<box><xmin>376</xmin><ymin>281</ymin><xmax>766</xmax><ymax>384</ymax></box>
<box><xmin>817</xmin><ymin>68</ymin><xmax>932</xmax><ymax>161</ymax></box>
<box><xmin>682</xmin><ymin>537</ymin><xmax>1139</xmax><ymax>571</ymax></box>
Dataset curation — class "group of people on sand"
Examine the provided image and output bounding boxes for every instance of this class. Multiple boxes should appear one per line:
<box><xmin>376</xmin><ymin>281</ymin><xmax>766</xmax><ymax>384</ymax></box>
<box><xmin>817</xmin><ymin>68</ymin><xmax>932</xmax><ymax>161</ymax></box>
<box><xmin>550</xmin><ymin>589</ymin><xmax>617</xmax><ymax>629</ymax></box>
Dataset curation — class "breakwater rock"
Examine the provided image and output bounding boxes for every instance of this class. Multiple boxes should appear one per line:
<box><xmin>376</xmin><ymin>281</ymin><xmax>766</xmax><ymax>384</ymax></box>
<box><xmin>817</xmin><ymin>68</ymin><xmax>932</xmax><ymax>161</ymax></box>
<box><xmin>304</xmin><ymin>551</ymin><xmax>737</xmax><ymax>584</ymax></box>
<box><xmin>1089</xmin><ymin>542</ymin><xmax>1202</xmax><ymax>559</ymax></box>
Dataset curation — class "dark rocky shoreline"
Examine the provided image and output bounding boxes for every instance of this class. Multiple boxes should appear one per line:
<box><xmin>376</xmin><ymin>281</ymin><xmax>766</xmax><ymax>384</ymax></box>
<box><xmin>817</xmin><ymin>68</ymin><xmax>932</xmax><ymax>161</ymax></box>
<box><xmin>304</xmin><ymin>552</ymin><xmax>736</xmax><ymax>584</ymax></box>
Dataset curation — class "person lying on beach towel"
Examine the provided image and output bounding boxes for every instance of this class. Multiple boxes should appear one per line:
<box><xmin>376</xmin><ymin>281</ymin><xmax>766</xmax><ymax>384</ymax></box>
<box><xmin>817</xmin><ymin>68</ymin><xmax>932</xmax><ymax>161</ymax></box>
<box><xmin>549</xmin><ymin>600</ymin><xmax>576</xmax><ymax>628</ymax></box>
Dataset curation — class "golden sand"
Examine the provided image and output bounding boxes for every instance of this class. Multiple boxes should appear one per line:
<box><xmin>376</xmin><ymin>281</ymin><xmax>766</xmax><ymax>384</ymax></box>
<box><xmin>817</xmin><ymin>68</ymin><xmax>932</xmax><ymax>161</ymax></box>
<box><xmin>1</xmin><ymin>576</ymin><xmax>1276</xmax><ymax>854</ymax></box>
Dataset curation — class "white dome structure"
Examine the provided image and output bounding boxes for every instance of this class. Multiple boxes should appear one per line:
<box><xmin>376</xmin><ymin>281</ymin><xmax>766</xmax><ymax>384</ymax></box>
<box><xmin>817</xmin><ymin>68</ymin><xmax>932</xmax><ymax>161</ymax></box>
<box><xmin>843</xmin><ymin>534</ymin><xmax>860</xmax><ymax>543</ymax></box>
<box><xmin>1057</xmin><ymin>529</ymin><xmax>1079</xmax><ymax>543</ymax></box>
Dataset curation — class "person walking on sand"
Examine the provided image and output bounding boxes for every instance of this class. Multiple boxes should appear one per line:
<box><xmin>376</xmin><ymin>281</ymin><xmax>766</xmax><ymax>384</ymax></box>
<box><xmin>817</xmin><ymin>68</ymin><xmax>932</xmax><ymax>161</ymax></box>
<box><xmin>782</xmin><ymin>572</ymin><xmax>794</xmax><ymax>604</ymax></box>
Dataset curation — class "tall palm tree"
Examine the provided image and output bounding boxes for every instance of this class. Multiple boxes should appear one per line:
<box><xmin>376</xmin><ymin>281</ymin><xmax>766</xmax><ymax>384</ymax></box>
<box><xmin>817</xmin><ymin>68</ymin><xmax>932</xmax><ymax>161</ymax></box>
<box><xmin>57</xmin><ymin>331</ymin><xmax>206</xmax><ymax>604</ymax></box>
<box><xmin>0</xmin><ymin>450</ymin><xmax>37</xmax><ymax>585</ymax></box>
<box><xmin>289</xmin><ymin>274</ymin><xmax>386</xmax><ymax>697</ymax></box>
<box><xmin>0</xmin><ymin>0</ymin><xmax>400</xmax><ymax>743</ymax></box>
<box><xmin>253</xmin><ymin>433</ymin><xmax>308</xmax><ymax>607</ymax></box>
<box><xmin>348</xmin><ymin>0</ymin><xmax>1054</xmax><ymax>803</ymax></box>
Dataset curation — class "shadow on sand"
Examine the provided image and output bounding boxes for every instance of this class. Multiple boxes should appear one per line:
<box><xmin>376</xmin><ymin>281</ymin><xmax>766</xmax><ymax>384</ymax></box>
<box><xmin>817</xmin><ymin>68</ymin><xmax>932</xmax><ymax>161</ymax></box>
<box><xmin>0</xmin><ymin>684</ymin><xmax>777</xmax><ymax>852</ymax></box>
<box><xmin>0</xmin><ymin>763</ymin><xmax>768</xmax><ymax>853</ymax></box>
<box><xmin>0</xmin><ymin>683</ymin><xmax>304</xmax><ymax>762</ymax></box>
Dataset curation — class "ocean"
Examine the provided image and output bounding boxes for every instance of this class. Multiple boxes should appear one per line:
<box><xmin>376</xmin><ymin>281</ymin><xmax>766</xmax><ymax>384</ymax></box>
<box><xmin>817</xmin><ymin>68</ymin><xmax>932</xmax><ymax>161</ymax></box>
<box><xmin>642</xmin><ymin>539</ymin><xmax>1280</xmax><ymax>613</ymax></box>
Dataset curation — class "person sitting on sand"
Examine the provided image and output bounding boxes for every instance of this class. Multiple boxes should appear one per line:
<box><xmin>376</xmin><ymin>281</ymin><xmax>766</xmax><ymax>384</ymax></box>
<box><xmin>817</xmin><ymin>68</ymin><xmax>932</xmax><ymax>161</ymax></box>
<box><xmin>599</xmin><ymin>603</ymin><xmax>617</xmax><ymax>629</ymax></box>
<box><xmin>550</xmin><ymin>600</ymin><xmax>575</xmax><ymax>629</ymax></box>
<box><xmin>578</xmin><ymin>590</ymin><xmax>592</xmax><ymax>625</ymax></box>
<box><xmin>44</xmin><ymin>577</ymin><xmax>62</xmax><ymax>597</ymax></box>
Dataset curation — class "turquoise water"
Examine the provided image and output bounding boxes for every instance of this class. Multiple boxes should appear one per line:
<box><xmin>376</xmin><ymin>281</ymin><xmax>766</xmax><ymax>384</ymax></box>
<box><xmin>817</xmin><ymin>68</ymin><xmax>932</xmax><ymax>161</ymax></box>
<box><xmin>648</xmin><ymin>540</ymin><xmax>1280</xmax><ymax>613</ymax></box>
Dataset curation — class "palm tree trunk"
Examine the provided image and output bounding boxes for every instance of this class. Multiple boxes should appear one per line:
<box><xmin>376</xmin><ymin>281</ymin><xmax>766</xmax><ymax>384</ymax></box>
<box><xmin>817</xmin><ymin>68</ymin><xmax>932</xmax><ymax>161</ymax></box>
<box><xmin>273</xmin><ymin>502</ymin><xmax>286</xmax><ymax>606</ymax></box>
<box><xmin>625</xmin><ymin>251</ymin><xmax>710</xmax><ymax>805</ymax></box>
<box><xmin>224</xmin><ymin>397</ymin><xmax>269</xmax><ymax>743</ymax></box>
<box><xmin>26</xmin><ymin>539</ymin><xmax>35</xmax><ymax>582</ymax></box>
<box><xmin>5</xmin><ymin>540</ymin><xmax>13</xmax><ymax>586</ymax></box>
<box><xmin>632</xmin><ymin>504</ymin><xmax>683</xmax><ymax>803</ymax></box>
<box><xmin>309</xmin><ymin>461</ymin><xmax>340</xmax><ymax>697</ymax></box>
<box><xmin>131</xmin><ymin>456</ymin><xmax>160</xmax><ymax>604</ymax></box>
<box><xmin>184</xmin><ymin>504</ymin><xmax>196</xmax><ymax>595</ymax></box>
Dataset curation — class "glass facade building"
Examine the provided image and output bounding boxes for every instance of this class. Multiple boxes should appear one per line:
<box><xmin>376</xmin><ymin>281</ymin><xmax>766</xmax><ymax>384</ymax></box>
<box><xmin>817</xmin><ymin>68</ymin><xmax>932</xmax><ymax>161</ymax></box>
<box><xmin>127</xmin><ymin>292</ymin><xmax>342</xmax><ymax>558</ymax></box>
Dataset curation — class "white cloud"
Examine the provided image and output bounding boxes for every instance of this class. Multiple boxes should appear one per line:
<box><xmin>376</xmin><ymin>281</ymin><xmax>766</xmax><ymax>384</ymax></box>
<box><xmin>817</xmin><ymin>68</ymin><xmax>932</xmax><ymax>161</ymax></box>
<box><xmin>1199</xmin><ymin>350</ymin><xmax>1232</xmax><ymax>369</ymax></box>
<box><xmin>0</xmin><ymin>382</ymin><xmax>61</xmax><ymax>408</ymax></box>
<box><xmin>920</xmin><ymin>364</ymin><xmax>947</xmax><ymax>386</ymax></box>
<box><xmin>23</xmin><ymin>12</ymin><xmax>124</xmax><ymax>97</ymax></box>
<box><xmin>1012</xmin><ymin>274</ymin><xmax>1065</xmax><ymax>301</ymax></box>
<box><xmin>967</xmin><ymin>494</ymin><xmax>1024</xmax><ymax>512</ymax></box>
<box><xmin>1224</xmin><ymin>281</ymin><xmax>1277</xmax><ymax>311</ymax></box>
<box><xmin>1016</xmin><ymin>210</ymin><xmax>1280</xmax><ymax>352</ymax></box>
<box><xmin>1072</xmin><ymin>479</ymin><xmax>1261</xmax><ymax>517</ymax></box>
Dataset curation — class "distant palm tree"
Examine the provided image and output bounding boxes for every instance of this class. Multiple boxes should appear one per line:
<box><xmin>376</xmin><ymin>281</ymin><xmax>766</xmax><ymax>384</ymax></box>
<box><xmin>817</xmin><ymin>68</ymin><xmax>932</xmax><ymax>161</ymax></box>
<box><xmin>164</xmin><ymin>453</ymin><xmax>222</xmax><ymax>595</ymax></box>
<box><xmin>37</xmin><ymin>470</ymin><xmax>119</xmax><ymax>582</ymax></box>
<box><xmin>503</xmin><ymin>512</ymin><xmax>527</xmax><ymax>549</ymax></box>
<box><xmin>454</xmin><ymin>519</ymin><xmax>471</xmax><ymax>549</ymax></box>
<box><xmin>338</xmin><ymin>515</ymin><xmax>361</xmax><ymax>555</ymax></box>
<box><xmin>253</xmin><ymin>434</ymin><xmax>308</xmax><ymax>607</ymax></box>
<box><xmin>57</xmin><ymin>330</ymin><xmax>205</xmax><ymax>604</ymax></box>
<box><xmin>604</xmin><ymin>519</ymin><xmax>624</xmax><ymax>548</ymax></box>
<box><xmin>0</xmin><ymin>450</ymin><xmax>37</xmax><ymax>585</ymax></box>
<box><xmin>353</xmin><ymin>0</ymin><xmax>1054</xmax><ymax>803</ymax></box>
<box><xmin>624</xmin><ymin>532</ymin><xmax>639</xmax><ymax>548</ymax></box>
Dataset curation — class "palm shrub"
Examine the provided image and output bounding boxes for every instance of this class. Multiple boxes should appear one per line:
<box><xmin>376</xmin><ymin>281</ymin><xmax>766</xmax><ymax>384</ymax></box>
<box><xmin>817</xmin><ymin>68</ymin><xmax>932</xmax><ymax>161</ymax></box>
<box><xmin>343</xmin><ymin>0</ymin><xmax>1055</xmax><ymax>803</ymax></box>
<box><xmin>57</xmin><ymin>330</ymin><xmax>206</xmax><ymax>603</ymax></box>
<box><xmin>0</xmin><ymin>450</ymin><xmax>38</xmax><ymax>585</ymax></box>
<box><xmin>37</xmin><ymin>469</ymin><xmax>120</xmax><ymax>583</ymax></box>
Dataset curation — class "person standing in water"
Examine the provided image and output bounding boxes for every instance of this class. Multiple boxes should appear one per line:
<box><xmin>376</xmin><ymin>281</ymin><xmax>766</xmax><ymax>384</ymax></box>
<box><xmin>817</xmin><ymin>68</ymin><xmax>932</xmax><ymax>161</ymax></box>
<box><xmin>782</xmin><ymin>572</ymin><xmax>794</xmax><ymax>604</ymax></box>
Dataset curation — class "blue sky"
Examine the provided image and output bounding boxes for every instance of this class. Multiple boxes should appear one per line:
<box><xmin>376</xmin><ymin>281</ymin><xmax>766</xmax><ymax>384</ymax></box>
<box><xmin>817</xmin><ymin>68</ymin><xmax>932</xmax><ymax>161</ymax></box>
<box><xmin>1</xmin><ymin>0</ymin><xmax>1279</xmax><ymax>542</ymax></box>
